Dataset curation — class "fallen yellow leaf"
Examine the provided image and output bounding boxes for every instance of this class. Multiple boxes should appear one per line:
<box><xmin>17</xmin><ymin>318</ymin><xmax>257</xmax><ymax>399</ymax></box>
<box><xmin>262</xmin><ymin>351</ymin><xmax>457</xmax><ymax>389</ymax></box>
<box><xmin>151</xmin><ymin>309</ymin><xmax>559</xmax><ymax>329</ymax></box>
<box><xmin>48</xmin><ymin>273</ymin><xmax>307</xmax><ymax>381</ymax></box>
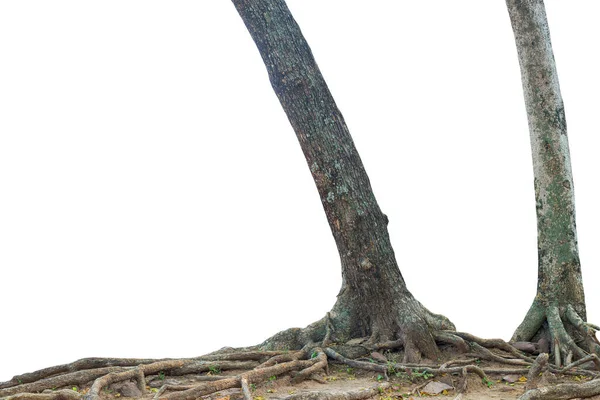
<box><xmin>518</xmin><ymin>376</ymin><xmax>528</xmax><ymax>382</ymax></box>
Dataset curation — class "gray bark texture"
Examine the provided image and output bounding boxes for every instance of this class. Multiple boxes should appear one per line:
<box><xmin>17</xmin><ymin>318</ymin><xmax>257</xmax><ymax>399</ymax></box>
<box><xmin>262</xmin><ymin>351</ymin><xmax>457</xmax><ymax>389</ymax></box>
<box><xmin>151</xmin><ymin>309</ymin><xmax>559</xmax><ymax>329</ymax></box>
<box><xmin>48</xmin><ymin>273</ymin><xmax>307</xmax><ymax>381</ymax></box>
<box><xmin>505</xmin><ymin>0</ymin><xmax>598</xmax><ymax>360</ymax></box>
<box><xmin>230</xmin><ymin>0</ymin><xmax>454</xmax><ymax>362</ymax></box>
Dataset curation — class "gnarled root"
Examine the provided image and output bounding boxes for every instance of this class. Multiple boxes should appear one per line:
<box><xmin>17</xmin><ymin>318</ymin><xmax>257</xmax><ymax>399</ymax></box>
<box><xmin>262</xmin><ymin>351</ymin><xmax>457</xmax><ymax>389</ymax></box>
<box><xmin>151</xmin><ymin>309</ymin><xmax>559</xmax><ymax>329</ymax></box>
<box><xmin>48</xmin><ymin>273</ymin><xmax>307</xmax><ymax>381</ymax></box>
<box><xmin>260</xmin><ymin>297</ymin><xmax>461</xmax><ymax>365</ymax></box>
<box><xmin>3</xmin><ymin>337</ymin><xmax>600</xmax><ymax>400</ymax></box>
<box><xmin>526</xmin><ymin>353</ymin><xmax>550</xmax><ymax>390</ymax></box>
<box><xmin>4</xmin><ymin>314</ymin><xmax>600</xmax><ymax>400</ymax></box>
<box><xmin>1</xmin><ymin>390</ymin><xmax>82</xmax><ymax>400</ymax></box>
<box><xmin>0</xmin><ymin>359</ymin><xmax>164</xmax><ymax>390</ymax></box>
<box><xmin>519</xmin><ymin>379</ymin><xmax>600</xmax><ymax>400</ymax></box>
<box><xmin>512</xmin><ymin>302</ymin><xmax>600</xmax><ymax>369</ymax></box>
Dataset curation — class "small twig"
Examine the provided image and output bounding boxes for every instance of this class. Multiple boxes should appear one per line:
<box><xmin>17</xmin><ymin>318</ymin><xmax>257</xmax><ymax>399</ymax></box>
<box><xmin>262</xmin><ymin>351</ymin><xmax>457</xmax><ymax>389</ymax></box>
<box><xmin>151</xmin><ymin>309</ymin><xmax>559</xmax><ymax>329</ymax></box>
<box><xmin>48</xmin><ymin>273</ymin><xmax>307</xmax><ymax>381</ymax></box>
<box><xmin>411</xmin><ymin>379</ymin><xmax>432</xmax><ymax>396</ymax></box>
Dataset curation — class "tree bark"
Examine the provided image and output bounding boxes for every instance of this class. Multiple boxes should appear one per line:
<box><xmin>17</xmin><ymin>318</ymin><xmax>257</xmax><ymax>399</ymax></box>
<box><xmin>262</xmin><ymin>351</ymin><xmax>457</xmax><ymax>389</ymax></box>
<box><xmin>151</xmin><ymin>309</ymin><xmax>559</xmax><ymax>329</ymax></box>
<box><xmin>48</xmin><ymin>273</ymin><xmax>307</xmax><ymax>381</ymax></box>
<box><xmin>505</xmin><ymin>0</ymin><xmax>598</xmax><ymax>361</ymax></box>
<box><xmin>230</xmin><ymin>0</ymin><xmax>454</xmax><ymax>361</ymax></box>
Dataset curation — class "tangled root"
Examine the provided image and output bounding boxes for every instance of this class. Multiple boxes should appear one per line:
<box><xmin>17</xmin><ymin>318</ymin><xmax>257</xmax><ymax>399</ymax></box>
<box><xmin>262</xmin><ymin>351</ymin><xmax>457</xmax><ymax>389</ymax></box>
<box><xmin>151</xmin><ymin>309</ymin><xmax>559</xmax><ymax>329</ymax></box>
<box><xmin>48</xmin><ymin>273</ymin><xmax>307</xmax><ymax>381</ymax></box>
<box><xmin>2</xmin><ymin>328</ymin><xmax>600</xmax><ymax>400</ymax></box>
<box><xmin>512</xmin><ymin>302</ymin><xmax>600</xmax><ymax>369</ymax></box>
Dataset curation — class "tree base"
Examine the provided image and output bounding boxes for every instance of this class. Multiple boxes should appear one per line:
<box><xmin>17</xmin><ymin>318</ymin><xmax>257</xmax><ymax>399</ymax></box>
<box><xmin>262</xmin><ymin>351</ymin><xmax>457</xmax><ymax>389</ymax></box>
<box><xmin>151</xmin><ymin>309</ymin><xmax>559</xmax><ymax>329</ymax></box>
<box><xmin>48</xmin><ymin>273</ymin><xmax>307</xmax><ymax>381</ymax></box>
<box><xmin>512</xmin><ymin>301</ymin><xmax>600</xmax><ymax>369</ymax></box>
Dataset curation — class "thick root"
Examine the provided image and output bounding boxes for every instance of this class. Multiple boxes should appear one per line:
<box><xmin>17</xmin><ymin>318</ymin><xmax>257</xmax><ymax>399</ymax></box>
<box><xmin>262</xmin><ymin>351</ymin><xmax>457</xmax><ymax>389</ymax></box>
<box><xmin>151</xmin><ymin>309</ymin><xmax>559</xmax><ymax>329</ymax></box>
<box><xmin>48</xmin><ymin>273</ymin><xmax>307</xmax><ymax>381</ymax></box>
<box><xmin>290</xmin><ymin>348</ymin><xmax>327</xmax><ymax>384</ymax></box>
<box><xmin>84</xmin><ymin>360</ymin><xmax>184</xmax><ymax>400</ymax></box>
<box><xmin>526</xmin><ymin>353</ymin><xmax>550</xmax><ymax>390</ymax></box>
<box><xmin>0</xmin><ymin>359</ymin><xmax>164</xmax><ymax>390</ymax></box>
<box><xmin>278</xmin><ymin>383</ymin><xmax>390</xmax><ymax>400</ymax></box>
<box><xmin>4</xmin><ymin>328</ymin><xmax>600</xmax><ymax>400</ymax></box>
<box><xmin>160</xmin><ymin>356</ymin><xmax>318</xmax><ymax>400</ymax></box>
<box><xmin>512</xmin><ymin>302</ymin><xmax>600</xmax><ymax>369</ymax></box>
<box><xmin>260</xmin><ymin>305</ymin><xmax>460</xmax><ymax>365</ymax></box>
<box><xmin>452</xmin><ymin>331</ymin><xmax>535</xmax><ymax>362</ymax></box>
<box><xmin>0</xmin><ymin>367</ymin><xmax>128</xmax><ymax>398</ymax></box>
<box><xmin>519</xmin><ymin>379</ymin><xmax>600</xmax><ymax>400</ymax></box>
<box><xmin>1</xmin><ymin>390</ymin><xmax>82</xmax><ymax>400</ymax></box>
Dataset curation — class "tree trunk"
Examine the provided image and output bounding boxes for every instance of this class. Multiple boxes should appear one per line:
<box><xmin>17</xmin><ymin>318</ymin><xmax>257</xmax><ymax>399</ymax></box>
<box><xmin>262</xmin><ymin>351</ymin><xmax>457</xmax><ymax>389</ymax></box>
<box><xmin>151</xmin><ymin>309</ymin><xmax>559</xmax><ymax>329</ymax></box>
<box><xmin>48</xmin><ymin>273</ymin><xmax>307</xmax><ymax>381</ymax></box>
<box><xmin>231</xmin><ymin>0</ymin><xmax>454</xmax><ymax>362</ymax></box>
<box><xmin>505</xmin><ymin>0</ymin><xmax>599</xmax><ymax>362</ymax></box>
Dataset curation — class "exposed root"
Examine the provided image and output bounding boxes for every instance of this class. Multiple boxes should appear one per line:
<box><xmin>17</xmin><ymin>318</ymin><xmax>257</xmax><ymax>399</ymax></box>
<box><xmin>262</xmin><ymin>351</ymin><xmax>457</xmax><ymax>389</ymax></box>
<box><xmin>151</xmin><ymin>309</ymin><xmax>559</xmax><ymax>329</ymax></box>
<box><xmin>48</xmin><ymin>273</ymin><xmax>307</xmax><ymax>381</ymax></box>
<box><xmin>512</xmin><ymin>302</ymin><xmax>600</xmax><ymax>369</ymax></box>
<box><xmin>323</xmin><ymin>348</ymin><xmax>387</xmax><ymax>379</ymax></box>
<box><xmin>196</xmin><ymin>351</ymin><xmax>287</xmax><ymax>362</ymax></box>
<box><xmin>368</xmin><ymin>339</ymin><xmax>402</xmax><ymax>352</ymax></box>
<box><xmin>453</xmin><ymin>367</ymin><xmax>469</xmax><ymax>399</ymax></box>
<box><xmin>469</xmin><ymin>342</ymin><xmax>531</xmax><ymax>366</ymax></box>
<box><xmin>325</xmin><ymin>346</ymin><xmax>489</xmax><ymax>382</ymax></box>
<box><xmin>440</xmin><ymin>358</ymin><xmax>479</xmax><ymax>369</ymax></box>
<box><xmin>5</xmin><ymin>330</ymin><xmax>600</xmax><ymax>400</ymax></box>
<box><xmin>562</xmin><ymin>353</ymin><xmax>600</xmax><ymax>371</ymax></box>
<box><xmin>526</xmin><ymin>353</ymin><xmax>550</xmax><ymax>390</ymax></box>
<box><xmin>0</xmin><ymin>359</ymin><xmax>164</xmax><ymax>390</ymax></box>
<box><xmin>519</xmin><ymin>379</ymin><xmax>600</xmax><ymax>400</ymax></box>
<box><xmin>1</xmin><ymin>367</ymin><xmax>132</xmax><ymax>398</ymax></box>
<box><xmin>240</xmin><ymin>377</ymin><xmax>252</xmax><ymax>400</ymax></box>
<box><xmin>451</xmin><ymin>331</ymin><xmax>535</xmax><ymax>362</ymax></box>
<box><xmin>169</xmin><ymin>361</ymin><xmax>259</xmax><ymax>376</ymax></box>
<box><xmin>277</xmin><ymin>383</ymin><xmax>390</xmax><ymax>400</ymax></box>
<box><xmin>290</xmin><ymin>349</ymin><xmax>327</xmax><ymax>384</ymax></box>
<box><xmin>257</xmin><ymin>351</ymin><xmax>304</xmax><ymax>368</ymax></box>
<box><xmin>151</xmin><ymin>384</ymin><xmax>194</xmax><ymax>400</ymax></box>
<box><xmin>84</xmin><ymin>361</ymin><xmax>184</xmax><ymax>400</ymax></box>
<box><xmin>433</xmin><ymin>331</ymin><xmax>469</xmax><ymax>353</ymax></box>
<box><xmin>321</xmin><ymin>313</ymin><xmax>335</xmax><ymax>347</ymax></box>
<box><xmin>1</xmin><ymin>390</ymin><xmax>82</xmax><ymax>400</ymax></box>
<box><xmin>158</xmin><ymin>377</ymin><xmax>240</xmax><ymax>400</ymax></box>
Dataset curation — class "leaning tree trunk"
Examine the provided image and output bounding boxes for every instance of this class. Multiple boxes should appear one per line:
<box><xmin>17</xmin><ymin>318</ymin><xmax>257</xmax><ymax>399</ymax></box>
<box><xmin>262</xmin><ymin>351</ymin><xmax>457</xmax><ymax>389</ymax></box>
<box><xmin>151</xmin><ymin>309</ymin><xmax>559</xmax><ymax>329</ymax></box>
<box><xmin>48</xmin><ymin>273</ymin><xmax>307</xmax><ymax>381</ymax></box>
<box><xmin>506</xmin><ymin>0</ymin><xmax>599</xmax><ymax>364</ymax></box>
<box><xmin>231</xmin><ymin>0</ymin><xmax>456</xmax><ymax>362</ymax></box>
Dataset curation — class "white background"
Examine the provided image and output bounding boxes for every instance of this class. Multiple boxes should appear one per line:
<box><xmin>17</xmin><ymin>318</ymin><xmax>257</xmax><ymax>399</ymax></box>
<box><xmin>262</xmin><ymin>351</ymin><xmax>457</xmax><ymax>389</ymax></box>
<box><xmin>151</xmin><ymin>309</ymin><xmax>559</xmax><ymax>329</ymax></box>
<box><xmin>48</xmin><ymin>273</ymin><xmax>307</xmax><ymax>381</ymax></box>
<box><xmin>1</xmin><ymin>1</ymin><xmax>598</xmax><ymax>382</ymax></box>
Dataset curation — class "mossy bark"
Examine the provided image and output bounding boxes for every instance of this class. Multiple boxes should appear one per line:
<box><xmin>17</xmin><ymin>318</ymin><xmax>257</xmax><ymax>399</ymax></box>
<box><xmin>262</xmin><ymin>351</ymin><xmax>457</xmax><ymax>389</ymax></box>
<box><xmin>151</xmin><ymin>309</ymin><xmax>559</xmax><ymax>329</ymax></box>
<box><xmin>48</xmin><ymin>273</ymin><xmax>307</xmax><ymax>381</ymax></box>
<box><xmin>231</xmin><ymin>0</ymin><xmax>453</xmax><ymax>361</ymax></box>
<box><xmin>505</xmin><ymin>0</ymin><xmax>597</xmax><ymax>360</ymax></box>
